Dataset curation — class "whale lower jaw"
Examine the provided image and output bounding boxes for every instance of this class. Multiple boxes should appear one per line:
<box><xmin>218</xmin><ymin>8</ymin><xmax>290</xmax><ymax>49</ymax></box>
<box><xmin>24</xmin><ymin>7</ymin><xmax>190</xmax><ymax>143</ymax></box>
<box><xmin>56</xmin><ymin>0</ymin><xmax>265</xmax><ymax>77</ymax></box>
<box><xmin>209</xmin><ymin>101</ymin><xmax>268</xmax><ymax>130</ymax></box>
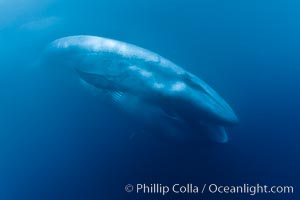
<box><xmin>77</xmin><ymin>71</ymin><xmax>229</xmax><ymax>143</ymax></box>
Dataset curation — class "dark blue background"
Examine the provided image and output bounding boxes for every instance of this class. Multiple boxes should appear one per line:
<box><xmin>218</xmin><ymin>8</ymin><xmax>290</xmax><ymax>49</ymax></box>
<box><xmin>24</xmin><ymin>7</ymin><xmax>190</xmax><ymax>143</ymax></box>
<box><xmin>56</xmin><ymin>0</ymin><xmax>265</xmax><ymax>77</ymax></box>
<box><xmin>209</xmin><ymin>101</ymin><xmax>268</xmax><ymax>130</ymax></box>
<box><xmin>0</xmin><ymin>0</ymin><xmax>299</xmax><ymax>199</ymax></box>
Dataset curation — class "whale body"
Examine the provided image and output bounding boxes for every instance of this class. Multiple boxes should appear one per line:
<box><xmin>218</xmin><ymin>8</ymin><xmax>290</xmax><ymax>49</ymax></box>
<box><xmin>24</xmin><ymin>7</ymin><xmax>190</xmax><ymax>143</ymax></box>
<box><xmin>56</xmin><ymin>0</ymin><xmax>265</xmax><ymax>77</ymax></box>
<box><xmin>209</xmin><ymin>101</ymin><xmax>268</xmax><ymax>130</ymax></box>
<box><xmin>44</xmin><ymin>35</ymin><xmax>238</xmax><ymax>143</ymax></box>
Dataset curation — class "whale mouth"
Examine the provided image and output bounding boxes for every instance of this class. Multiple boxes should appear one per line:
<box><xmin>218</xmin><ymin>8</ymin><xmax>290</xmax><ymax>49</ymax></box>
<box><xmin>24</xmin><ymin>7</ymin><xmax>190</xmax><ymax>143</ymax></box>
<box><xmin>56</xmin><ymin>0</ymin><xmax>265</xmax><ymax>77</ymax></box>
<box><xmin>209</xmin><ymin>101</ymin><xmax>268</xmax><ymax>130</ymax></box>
<box><xmin>183</xmin><ymin>73</ymin><xmax>239</xmax><ymax>125</ymax></box>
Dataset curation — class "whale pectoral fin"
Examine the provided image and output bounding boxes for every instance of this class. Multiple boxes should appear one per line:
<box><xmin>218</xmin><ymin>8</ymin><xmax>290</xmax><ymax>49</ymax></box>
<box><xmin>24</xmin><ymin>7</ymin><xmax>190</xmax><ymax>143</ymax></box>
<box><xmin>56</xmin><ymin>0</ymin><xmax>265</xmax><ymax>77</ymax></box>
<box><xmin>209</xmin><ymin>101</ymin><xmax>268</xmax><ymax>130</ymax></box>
<box><xmin>76</xmin><ymin>69</ymin><xmax>119</xmax><ymax>91</ymax></box>
<box><xmin>205</xmin><ymin>125</ymin><xmax>228</xmax><ymax>143</ymax></box>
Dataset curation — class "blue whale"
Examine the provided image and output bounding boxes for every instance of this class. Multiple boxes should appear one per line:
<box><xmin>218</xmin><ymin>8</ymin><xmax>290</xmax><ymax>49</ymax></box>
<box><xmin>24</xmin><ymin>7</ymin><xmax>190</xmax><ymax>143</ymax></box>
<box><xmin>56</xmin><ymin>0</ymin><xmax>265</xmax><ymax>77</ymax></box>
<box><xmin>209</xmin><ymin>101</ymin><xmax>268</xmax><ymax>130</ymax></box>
<box><xmin>44</xmin><ymin>35</ymin><xmax>238</xmax><ymax>143</ymax></box>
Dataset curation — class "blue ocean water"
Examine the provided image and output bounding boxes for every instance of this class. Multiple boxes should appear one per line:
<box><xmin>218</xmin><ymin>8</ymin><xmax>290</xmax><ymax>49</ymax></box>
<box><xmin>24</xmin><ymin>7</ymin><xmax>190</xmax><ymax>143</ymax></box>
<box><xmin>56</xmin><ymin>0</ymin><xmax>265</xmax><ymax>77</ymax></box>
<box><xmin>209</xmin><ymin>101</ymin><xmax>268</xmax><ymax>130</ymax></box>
<box><xmin>0</xmin><ymin>0</ymin><xmax>299</xmax><ymax>199</ymax></box>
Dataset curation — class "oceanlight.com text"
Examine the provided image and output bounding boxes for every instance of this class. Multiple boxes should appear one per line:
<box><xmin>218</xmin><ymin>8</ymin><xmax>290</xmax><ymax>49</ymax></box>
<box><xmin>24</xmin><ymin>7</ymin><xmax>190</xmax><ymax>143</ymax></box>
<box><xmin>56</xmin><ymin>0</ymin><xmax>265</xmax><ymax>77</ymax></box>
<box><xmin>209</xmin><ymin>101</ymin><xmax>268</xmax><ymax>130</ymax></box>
<box><xmin>124</xmin><ymin>183</ymin><xmax>294</xmax><ymax>196</ymax></box>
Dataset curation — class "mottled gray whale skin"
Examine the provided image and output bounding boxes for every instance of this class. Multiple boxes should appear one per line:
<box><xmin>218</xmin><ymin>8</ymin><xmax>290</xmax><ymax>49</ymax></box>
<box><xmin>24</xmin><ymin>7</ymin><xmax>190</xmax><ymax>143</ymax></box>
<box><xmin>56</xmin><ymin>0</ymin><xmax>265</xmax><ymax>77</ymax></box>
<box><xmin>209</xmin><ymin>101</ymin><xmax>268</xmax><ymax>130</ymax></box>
<box><xmin>44</xmin><ymin>35</ymin><xmax>238</xmax><ymax>143</ymax></box>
